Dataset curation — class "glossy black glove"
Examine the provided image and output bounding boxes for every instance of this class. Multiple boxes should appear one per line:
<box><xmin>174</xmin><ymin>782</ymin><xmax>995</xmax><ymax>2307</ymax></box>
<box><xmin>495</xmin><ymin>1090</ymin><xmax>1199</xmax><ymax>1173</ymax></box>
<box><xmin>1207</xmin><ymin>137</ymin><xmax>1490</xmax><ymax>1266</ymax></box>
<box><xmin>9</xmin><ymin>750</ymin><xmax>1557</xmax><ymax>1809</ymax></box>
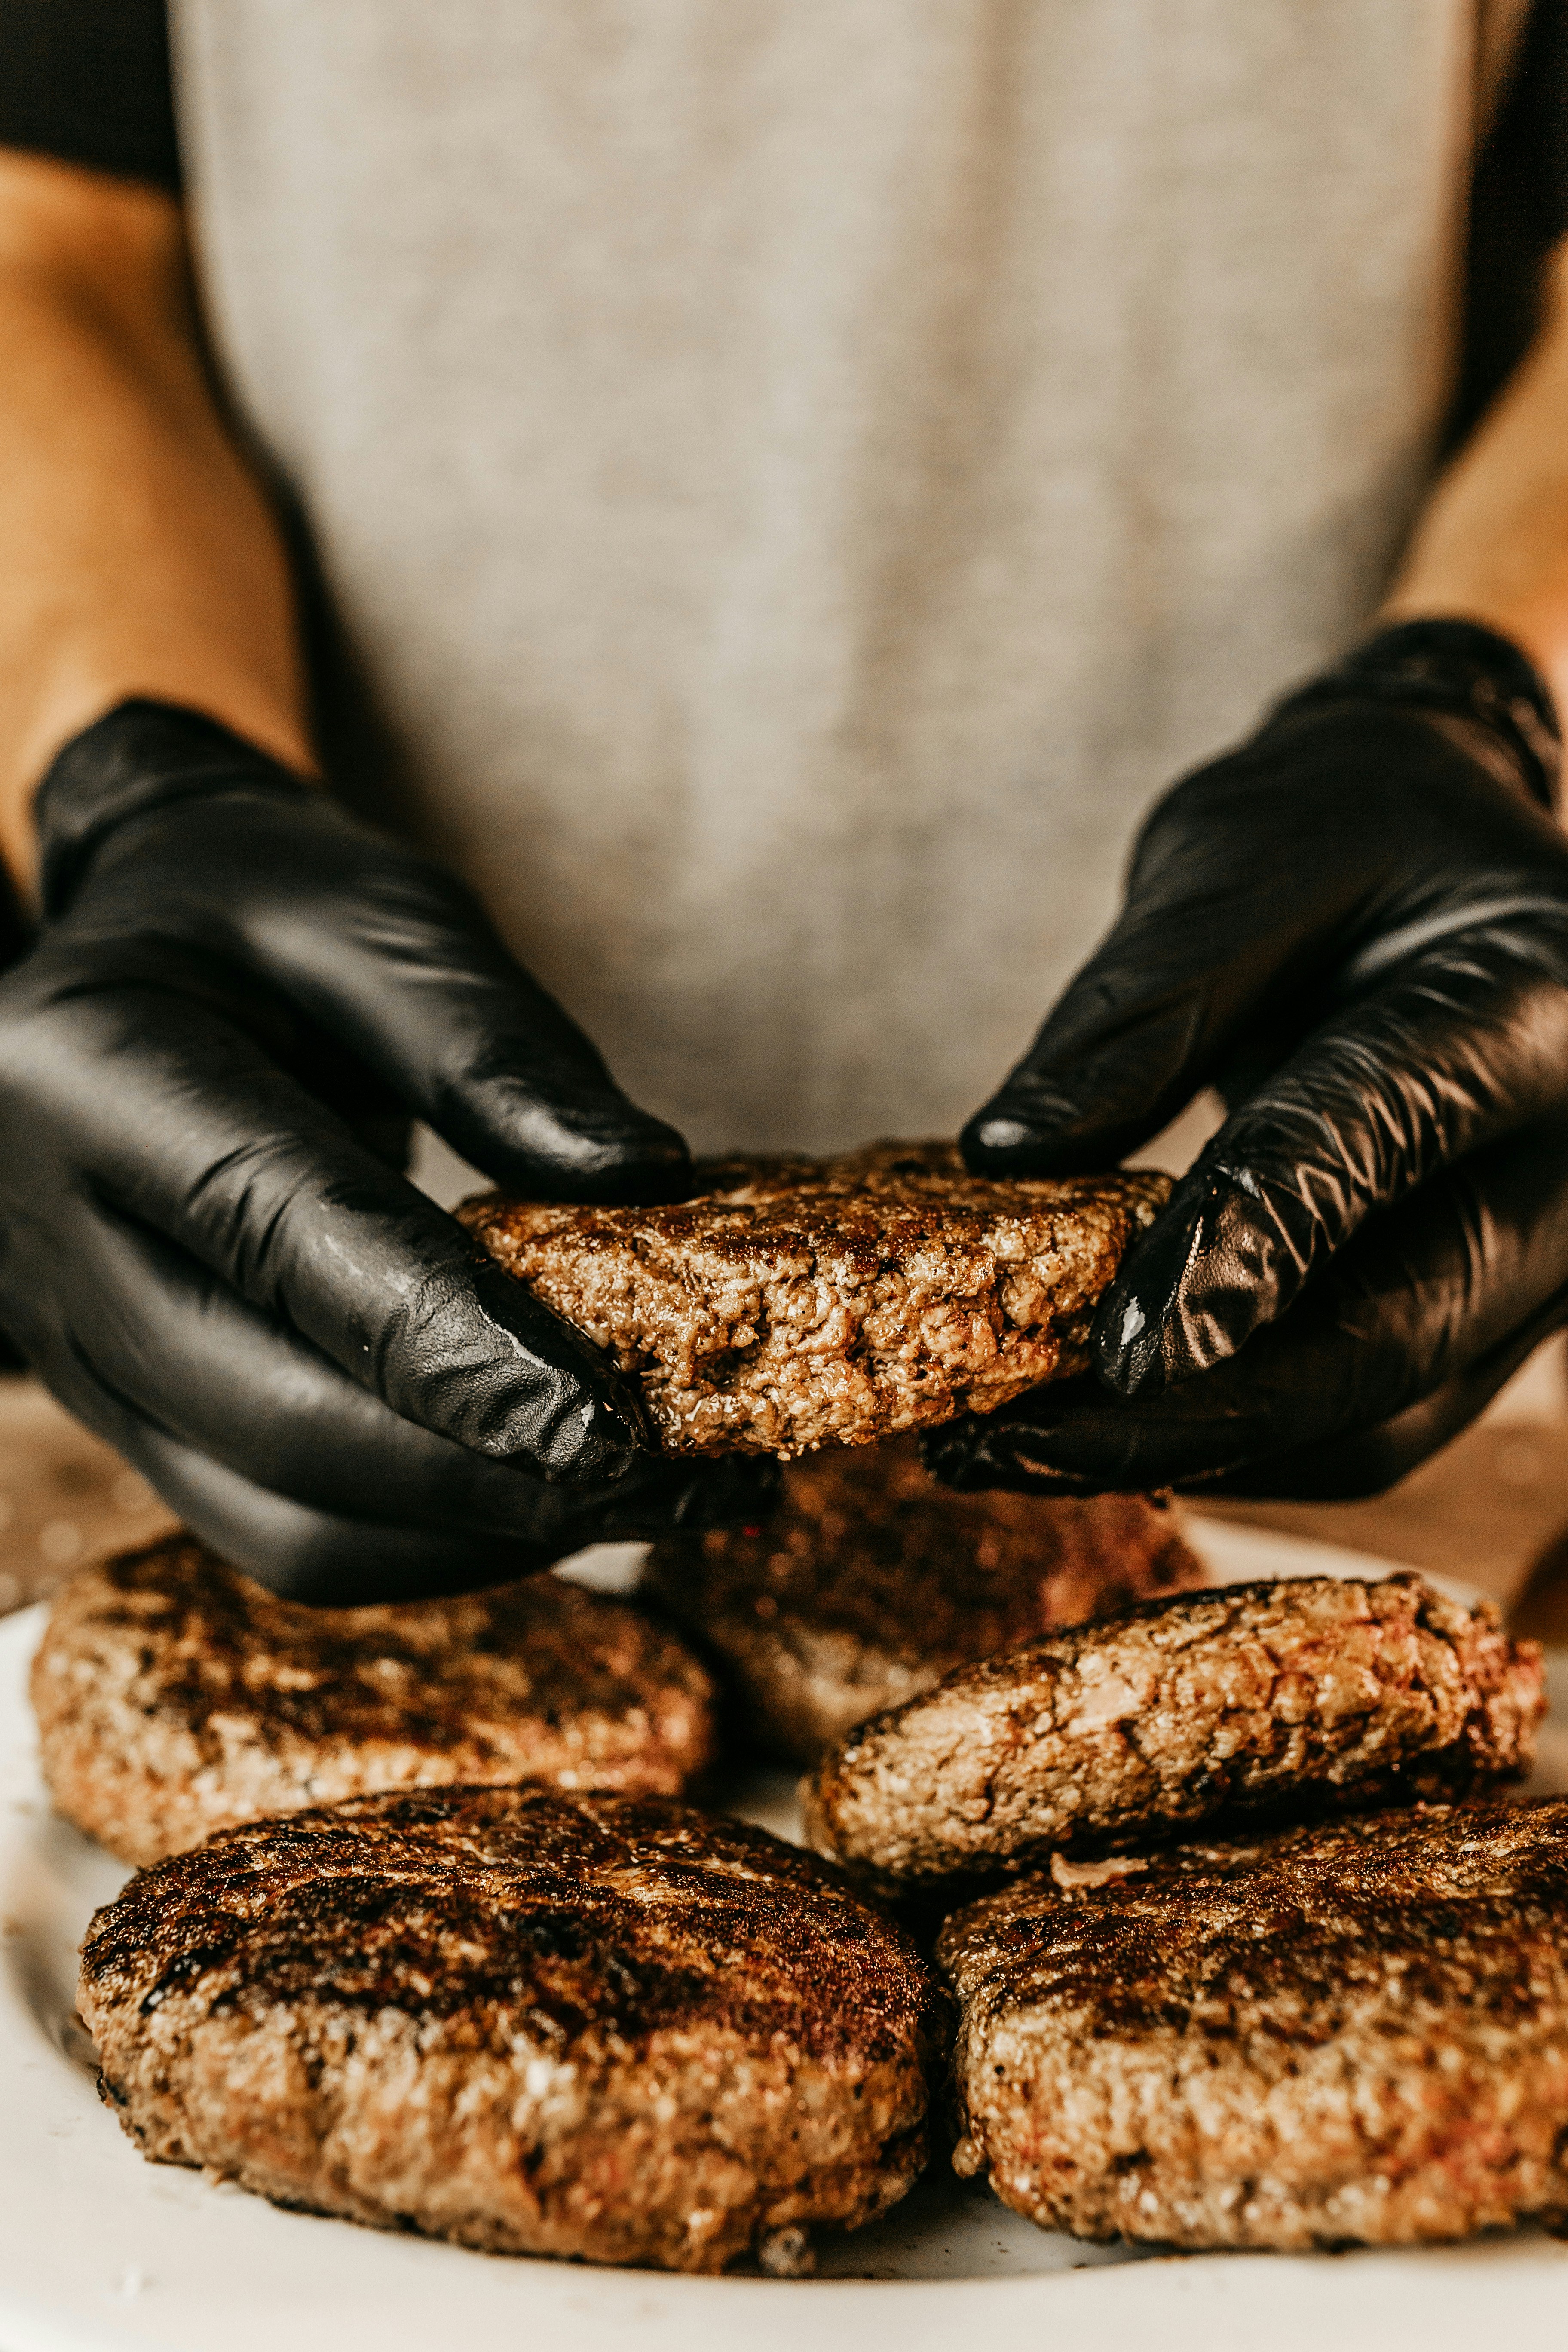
<box><xmin>934</xmin><ymin>619</ymin><xmax>1568</xmax><ymax>1498</ymax></box>
<box><xmin>0</xmin><ymin>699</ymin><xmax>769</xmax><ymax>1601</ymax></box>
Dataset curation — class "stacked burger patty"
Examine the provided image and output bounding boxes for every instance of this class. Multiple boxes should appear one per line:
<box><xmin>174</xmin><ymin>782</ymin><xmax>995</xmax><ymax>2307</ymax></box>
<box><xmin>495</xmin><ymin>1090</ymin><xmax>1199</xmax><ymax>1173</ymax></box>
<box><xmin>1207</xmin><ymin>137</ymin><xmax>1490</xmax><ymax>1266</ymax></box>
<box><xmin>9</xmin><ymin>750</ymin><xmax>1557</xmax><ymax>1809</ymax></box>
<box><xmin>641</xmin><ymin>1438</ymin><xmax>1207</xmax><ymax>1761</ymax></box>
<box><xmin>803</xmin><ymin>1571</ymin><xmax>1544</xmax><ymax>1892</ymax></box>
<box><xmin>37</xmin><ymin>1141</ymin><xmax>1565</xmax><ymax>2270</ymax></box>
<box><xmin>939</xmin><ymin>1802</ymin><xmax>1568</xmax><ymax>2250</ymax></box>
<box><xmin>800</xmin><ymin>1568</ymin><xmax>1555</xmax><ymax>2249</ymax></box>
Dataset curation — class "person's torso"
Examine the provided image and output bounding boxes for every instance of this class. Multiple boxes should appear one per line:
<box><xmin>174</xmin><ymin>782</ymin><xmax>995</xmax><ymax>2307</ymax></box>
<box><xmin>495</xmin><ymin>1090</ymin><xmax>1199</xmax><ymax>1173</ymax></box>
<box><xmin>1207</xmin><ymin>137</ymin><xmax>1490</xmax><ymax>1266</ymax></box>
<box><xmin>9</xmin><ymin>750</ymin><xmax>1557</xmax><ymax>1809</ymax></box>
<box><xmin>173</xmin><ymin>0</ymin><xmax>1491</xmax><ymax>1152</ymax></box>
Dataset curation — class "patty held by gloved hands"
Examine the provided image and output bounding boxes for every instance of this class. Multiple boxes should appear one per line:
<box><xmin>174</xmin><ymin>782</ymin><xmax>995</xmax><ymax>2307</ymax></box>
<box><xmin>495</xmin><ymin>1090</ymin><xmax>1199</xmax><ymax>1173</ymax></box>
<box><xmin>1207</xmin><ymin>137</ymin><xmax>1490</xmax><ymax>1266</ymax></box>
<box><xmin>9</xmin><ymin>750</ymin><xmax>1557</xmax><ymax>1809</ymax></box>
<box><xmin>950</xmin><ymin>619</ymin><xmax>1568</xmax><ymax>1498</ymax></box>
<box><xmin>0</xmin><ymin>698</ymin><xmax>765</xmax><ymax>1603</ymax></box>
<box><xmin>461</xmin><ymin>1142</ymin><xmax>1167</xmax><ymax>1457</ymax></box>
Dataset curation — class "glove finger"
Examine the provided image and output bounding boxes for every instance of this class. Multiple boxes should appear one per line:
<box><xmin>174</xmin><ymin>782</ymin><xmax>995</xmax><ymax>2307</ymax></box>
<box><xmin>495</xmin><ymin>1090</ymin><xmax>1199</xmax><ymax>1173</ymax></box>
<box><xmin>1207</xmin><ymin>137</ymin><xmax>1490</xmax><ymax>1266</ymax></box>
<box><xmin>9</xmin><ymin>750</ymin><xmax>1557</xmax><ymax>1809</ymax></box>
<box><xmin>926</xmin><ymin>1127</ymin><xmax>1568</xmax><ymax>1495</ymax></box>
<box><xmin>0</xmin><ymin>1288</ymin><xmax>551</xmax><ymax>1602</ymax></box>
<box><xmin>1197</xmin><ymin>1298</ymin><xmax>1562</xmax><ymax>1500</ymax></box>
<box><xmin>964</xmin><ymin>988</ymin><xmax>1215</xmax><ymax>1178</ymax></box>
<box><xmin>1093</xmin><ymin>923</ymin><xmax>1568</xmax><ymax>1397</ymax></box>
<box><xmin>13</xmin><ymin>970</ymin><xmax>652</xmax><ymax>1483</ymax></box>
<box><xmin>962</xmin><ymin>705</ymin><xmax>1568</xmax><ymax>1183</ymax></box>
<box><xmin>0</xmin><ymin>1194</ymin><xmax>769</xmax><ymax>1547</ymax></box>
<box><xmin>109</xmin><ymin>1406</ymin><xmax>559</xmax><ymax>1605</ymax></box>
<box><xmin>147</xmin><ymin>1438</ymin><xmax>550</xmax><ymax>1607</ymax></box>
<box><xmin>84</xmin><ymin>793</ymin><xmax>691</xmax><ymax>1202</ymax></box>
<box><xmin>960</xmin><ymin>747</ymin><xmax>1364</xmax><ymax>1177</ymax></box>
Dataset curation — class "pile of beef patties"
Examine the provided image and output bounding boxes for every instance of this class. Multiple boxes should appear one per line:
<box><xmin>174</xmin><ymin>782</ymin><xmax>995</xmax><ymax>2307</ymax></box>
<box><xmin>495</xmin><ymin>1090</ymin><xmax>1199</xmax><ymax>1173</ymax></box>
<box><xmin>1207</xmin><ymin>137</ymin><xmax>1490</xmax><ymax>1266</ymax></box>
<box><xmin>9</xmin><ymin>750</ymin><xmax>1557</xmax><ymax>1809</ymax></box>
<box><xmin>34</xmin><ymin>1147</ymin><xmax>1566</xmax><ymax>2274</ymax></box>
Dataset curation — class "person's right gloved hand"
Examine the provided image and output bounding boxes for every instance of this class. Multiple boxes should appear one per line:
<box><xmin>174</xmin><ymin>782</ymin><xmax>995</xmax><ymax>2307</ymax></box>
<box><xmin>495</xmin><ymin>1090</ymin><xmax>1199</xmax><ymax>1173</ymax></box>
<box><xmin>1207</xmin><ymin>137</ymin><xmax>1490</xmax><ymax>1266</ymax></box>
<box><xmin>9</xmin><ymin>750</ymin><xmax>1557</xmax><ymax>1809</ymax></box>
<box><xmin>0</xmin><ymin>699</ymin><xmax>771</xmax><ymax>1603</ymax></box>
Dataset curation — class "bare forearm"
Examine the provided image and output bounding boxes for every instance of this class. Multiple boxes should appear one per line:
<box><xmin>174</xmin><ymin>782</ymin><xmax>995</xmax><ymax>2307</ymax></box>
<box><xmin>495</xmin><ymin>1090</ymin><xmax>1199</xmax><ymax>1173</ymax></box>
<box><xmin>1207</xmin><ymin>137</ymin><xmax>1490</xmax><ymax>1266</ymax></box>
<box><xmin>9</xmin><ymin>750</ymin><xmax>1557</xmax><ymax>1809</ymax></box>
<box><xmin>0</xmin><ymin>153</ymin><xmax>312</xmax><ymax>888</ymax></box>
<box><xmin>1387</xmin><ymin>234</ymin><xmax>1568</xmax><ymax>719</ymax></box>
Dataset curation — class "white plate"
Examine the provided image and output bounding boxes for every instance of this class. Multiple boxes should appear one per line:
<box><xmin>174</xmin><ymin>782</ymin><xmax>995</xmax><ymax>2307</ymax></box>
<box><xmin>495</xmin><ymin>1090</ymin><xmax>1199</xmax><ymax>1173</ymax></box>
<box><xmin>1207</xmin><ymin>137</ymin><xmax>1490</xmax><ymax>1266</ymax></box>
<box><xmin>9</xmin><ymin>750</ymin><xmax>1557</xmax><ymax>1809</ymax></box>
<box><xmin>4</xmin><ymin>1521</ymin><xmax>1568</xmax><ymax>2352</ymax></box>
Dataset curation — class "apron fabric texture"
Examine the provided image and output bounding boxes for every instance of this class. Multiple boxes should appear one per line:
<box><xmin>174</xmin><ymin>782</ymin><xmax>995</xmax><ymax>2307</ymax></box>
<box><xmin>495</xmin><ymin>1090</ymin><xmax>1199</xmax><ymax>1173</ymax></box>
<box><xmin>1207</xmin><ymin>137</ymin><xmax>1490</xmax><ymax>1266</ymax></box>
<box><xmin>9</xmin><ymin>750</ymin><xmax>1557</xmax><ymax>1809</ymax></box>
<box><xmin>173</xmin><ymin>2</ymin><xmax>1489</xmax><ymax>1155</ymax></box>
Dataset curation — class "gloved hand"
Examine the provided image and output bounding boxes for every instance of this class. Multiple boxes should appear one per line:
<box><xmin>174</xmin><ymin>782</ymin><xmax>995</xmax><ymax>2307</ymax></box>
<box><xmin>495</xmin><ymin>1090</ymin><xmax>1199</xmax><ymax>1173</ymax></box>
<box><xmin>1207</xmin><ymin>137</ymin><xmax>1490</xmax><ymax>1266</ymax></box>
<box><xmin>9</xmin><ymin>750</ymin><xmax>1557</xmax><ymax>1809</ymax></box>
<box><xmin>933</xmin><ymin>619</ymin><xmax>1568</xmax><ymax>1499</ymax></box>
<box><xmin>0</xmin><ymin>699</ymin><xmax>770</xmax><ymax>1601</ymax></box>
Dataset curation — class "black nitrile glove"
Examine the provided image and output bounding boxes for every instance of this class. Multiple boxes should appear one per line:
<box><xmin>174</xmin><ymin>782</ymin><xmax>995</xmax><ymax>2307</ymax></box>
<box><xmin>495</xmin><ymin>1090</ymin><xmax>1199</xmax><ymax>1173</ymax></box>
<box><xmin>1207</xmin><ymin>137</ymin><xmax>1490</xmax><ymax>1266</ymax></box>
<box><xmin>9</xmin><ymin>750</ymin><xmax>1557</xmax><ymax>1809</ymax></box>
<box><xmin>0</xmin><ymin>699</ymin><xmax>771</xmax><ymax>1601</ymax></box>
<box><xmin>932</xmin><ymin>619</ymin><xmax>1568</xmax><ymax>1499</ymax></box>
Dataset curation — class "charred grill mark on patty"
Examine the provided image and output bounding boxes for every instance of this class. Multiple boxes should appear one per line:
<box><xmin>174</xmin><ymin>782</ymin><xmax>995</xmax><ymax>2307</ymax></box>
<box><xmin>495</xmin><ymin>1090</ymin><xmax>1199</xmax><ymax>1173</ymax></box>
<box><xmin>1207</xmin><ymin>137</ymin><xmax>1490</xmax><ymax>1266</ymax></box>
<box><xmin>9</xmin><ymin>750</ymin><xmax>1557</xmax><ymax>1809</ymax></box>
<box><xmin>939</xmin><ymin>1800</ymin><xmax>1568</xmax><ymax>2248</ymax></box>
<box><xmin>80</xmin><ymin>1788</ymin><xmax>946</xmax><ymax>2273</ymax></box>
<box><xmin>33</xmin><ymin>1538</ymin><xmax>718</xmax><ymax>1865</ymax></box>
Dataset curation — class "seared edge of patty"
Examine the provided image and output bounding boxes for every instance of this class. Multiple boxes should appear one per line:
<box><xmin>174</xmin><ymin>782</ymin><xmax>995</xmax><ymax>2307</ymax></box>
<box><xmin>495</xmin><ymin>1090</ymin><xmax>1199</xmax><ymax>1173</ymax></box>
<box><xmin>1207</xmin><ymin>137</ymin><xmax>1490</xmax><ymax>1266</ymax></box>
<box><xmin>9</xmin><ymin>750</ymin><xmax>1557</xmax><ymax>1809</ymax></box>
<box><xmin>33</xmin><ymin>1537</ymin><xmax>717</xmax><ymax>1867</ymax></box>
<box><xmin>937</xmin><ymin>1799</ymin><xmax>1568</xmax><ymax>2248</ymax></box>
<box><xmin>645</xmin><ymin>1442</ymin><xmax>1206</xmax><ymax>1763</ymax></box>
<box><xmin>459</xmin><ymin>1142</ymin><xmax>1169</xmax><ymax>1457</ymax></box>
<box><xmin>78</xmin><ymin>1788</ymin><xmax>945</xmax><ymax>2273</ymax></box>
<box><xmin>803</xmin><ymin>1573</ymin><xmax>1543</xmax><ymax>1889</ymax></box>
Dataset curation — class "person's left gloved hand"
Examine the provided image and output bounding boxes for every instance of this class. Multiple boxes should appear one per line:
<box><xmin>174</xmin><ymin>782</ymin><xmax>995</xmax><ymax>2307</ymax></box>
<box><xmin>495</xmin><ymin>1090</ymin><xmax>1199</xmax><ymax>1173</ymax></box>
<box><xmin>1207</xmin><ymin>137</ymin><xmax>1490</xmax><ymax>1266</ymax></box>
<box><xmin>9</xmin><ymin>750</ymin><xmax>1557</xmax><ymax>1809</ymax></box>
<box><xmin>0</xmin><ymin>698</ymin><xmax>775</xmax><ymax>1603</ymax></box>
<box><xmin>930</xmin><ymin>618</ymin><xmax>1568</xmax><ymax>1501</ymax></box>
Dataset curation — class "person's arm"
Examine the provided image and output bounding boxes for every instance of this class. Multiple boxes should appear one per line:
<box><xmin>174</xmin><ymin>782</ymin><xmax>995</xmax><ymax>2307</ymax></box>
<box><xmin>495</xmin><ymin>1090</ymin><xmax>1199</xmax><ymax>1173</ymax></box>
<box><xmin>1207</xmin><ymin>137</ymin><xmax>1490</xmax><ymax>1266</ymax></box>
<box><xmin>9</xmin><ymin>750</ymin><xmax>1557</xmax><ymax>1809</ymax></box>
<box><xmin>942</xmin><ymin>243</ymin><xmax>1568</xmax><ymax>1502</ymax></box>
<box><xmin>0</xmin><ymin>152</ymin><xmax>760</xmax><ymax>1601</ymax></box>
<box><xmin>0</xmin><ymin>151</ymin><xmax>312</xmax><ymax>878</ymax></box>
<box><xmin>1387</xmin><ymin>234</ymin><xmax>1568</xmax><ymax>715</ymax></box>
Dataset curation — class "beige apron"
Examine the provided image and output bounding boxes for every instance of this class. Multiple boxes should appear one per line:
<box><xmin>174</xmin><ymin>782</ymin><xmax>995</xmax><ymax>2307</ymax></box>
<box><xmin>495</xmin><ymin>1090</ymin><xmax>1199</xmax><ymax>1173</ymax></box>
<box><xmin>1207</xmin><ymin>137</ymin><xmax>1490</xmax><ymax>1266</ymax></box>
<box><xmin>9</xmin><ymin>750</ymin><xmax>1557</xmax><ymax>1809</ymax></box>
<box><xmin>173</xmin><ymin>2</ymin><xmax>1498</xmax><ymax>1154</ymax></box>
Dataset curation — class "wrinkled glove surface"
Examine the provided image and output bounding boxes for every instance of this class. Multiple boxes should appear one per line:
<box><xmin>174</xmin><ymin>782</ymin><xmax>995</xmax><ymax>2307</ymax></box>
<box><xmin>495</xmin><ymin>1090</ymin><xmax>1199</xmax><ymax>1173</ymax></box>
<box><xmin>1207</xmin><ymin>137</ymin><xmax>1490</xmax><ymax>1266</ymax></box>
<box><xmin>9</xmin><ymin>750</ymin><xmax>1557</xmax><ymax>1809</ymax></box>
<box><xmin>935</xmin><ymin>620</ymin><xmax>1568</xmax><ymax>1499</ymax></box>
<box><xmin>0</xmin><ymin>700</ymin><xmax>768</xmax><ymax>1601</ymax></box>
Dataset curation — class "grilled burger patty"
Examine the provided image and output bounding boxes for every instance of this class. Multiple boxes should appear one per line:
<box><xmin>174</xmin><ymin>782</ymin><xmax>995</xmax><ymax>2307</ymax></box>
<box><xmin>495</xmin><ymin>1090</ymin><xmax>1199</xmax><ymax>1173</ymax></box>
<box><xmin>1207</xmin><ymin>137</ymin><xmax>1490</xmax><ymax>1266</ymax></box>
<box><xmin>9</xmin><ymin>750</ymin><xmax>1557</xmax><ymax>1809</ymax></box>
<box><xmin>643</xmin><ymin>1439</ymin><xmax>1206</xmax><ymax>1762</ymax></box>
<box><xmin>804</xmin><ymin>1574</ymin><xmax>1543</xmax><ymax>1891</ymax></box>
<box><xmin>80</xmin><ymin>1787</ymin><xmax>944</xmax><ymax>2273</ymax></box>
<box><xmin>940</xmin><ymin>1799</ymin><xmax>1568</xmax><ymax>2248</ymax></box>
<box><xmin>459</xmin><ymin>1142</ymin><xmax>1167</xmax><ymax>1457</ymax></box>
<box><xmin>32</xmin><ymin>1537</ymin><xmax>717</xmax><ymax>1867</ymax></box>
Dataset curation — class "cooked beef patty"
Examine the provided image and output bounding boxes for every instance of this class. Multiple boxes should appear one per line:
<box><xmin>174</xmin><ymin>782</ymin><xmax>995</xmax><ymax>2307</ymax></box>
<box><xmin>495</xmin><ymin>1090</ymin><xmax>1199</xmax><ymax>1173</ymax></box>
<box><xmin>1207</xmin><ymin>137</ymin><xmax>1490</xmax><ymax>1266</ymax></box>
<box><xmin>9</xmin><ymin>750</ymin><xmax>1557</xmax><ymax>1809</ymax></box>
<box><xmin>80</xmin><ymin>1787</ymin><xmax>943</xmax><ymax>2273</ymax></box>
<box><xmin>459</xmin><ymin>1142</ymin><xmax>1167</xmax><ymax>1457</ymax></box>
<box><xmin>804</xmin><ymin>1574</ymin><xmax>1543</xmax><ymax>1892</ymax></box>
<box><xmin>940</xmin><ymin>1799</ymin><xmax>1568</xmax><ymax>2248</ymax></box>
<box><xmin>643</xmin><ymin>1439</ymin><xmax>1206</xmax><ymax>1763</ymax></box>
<box><xmin>32</xmin><ymin>1536</ymin><xmax>717</xmax><ymax>1867</ymax></box>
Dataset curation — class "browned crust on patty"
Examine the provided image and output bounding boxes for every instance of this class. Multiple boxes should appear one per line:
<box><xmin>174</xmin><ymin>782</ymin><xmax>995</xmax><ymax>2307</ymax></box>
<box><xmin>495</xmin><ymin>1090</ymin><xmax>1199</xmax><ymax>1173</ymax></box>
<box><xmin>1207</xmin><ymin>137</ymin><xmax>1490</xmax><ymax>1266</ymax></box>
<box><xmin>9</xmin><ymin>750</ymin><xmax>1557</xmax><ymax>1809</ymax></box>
<box><xmin>643</xmin><ymin>1439</ymin><xmax>1207</xmax><ymax>1762</ymax></box>
<box><xmin>458</xmin><ymin>1142</ymin><xmax>1169</xmax><ymax>1457</ymax></box>
<box><xmin>803</xmin><ymin>1574</ymin><xmax>1544</xmax><ymax>1891</ymax></box>
<box><xmin>79</xmin><ymin>1787</ymin><xmax>944</xmax><ymax>2273</ymax></box>
<box><xmin>31</xmin><ymin>1537</ymin><xmax>718</xmax><ymax>1867</ymax></box>
<box><xmin>938</xmin><ymin>1798</ymin><xmax>1568</xmax><ymax>2248</ymax></box>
